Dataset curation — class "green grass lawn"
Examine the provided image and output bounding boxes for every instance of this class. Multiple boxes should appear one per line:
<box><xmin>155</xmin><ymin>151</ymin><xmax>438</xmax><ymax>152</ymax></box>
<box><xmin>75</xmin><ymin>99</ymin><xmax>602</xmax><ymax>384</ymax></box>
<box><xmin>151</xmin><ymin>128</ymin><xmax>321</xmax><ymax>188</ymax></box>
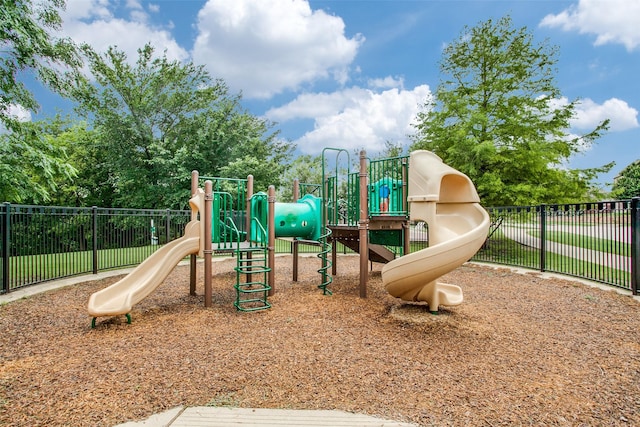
<box><xmin>5</xmin><ymin>245</ymin><xmax>162</xmax><ymax>289</ymax></box>
<box><xmin>529</xmin><ymin>230</ymin><xmax>630</xmax><ymax>257</ymax></box>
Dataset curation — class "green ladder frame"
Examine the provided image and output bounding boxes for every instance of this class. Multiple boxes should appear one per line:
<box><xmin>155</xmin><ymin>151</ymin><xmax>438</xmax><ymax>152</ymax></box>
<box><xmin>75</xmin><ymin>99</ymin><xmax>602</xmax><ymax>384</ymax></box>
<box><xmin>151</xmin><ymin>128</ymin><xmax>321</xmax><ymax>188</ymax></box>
<box><xmin>233</xmin><ymin>213</ymin><xmax>271</xmax><ymax>312</ymax></box>
<box><xmin>234</xmin><ymin>246</ymin><xmax>271</xmax><ymax>312</ymax></box>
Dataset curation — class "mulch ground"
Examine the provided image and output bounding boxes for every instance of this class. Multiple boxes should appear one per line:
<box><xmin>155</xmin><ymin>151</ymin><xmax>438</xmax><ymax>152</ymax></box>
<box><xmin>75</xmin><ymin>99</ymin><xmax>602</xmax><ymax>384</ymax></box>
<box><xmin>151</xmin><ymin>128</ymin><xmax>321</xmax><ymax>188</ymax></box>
<box><xmin>1</xmin><ymin>254</ymin><xmax>639</xmax><ymax>427</ymax></box>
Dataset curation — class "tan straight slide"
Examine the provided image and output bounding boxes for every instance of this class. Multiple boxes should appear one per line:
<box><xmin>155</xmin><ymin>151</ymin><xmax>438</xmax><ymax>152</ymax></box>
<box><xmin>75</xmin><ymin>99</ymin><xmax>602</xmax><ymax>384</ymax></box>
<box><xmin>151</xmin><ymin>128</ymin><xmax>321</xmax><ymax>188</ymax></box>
<box><xmin>382</xmin><ymin>151</ymin><xmax>490</xmax><ymax>311</ymax></box>
<box><xmin>88</xmin><ymin>191</ymin><xmax>204</xmax><ymax>324</ymax></box>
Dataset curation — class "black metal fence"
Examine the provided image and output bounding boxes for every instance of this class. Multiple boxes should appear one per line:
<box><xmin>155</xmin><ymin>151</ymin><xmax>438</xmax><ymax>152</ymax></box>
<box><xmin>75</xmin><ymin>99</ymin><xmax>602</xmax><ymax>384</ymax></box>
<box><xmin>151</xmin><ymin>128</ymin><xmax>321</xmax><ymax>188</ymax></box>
<box><xmin>3</xmin><ymin>198</ymin><xmax>639</xmax><ymax>295</ymax></box>
<box><xmin>472</xmin><ymin>199</ymin><xmax>639</xmax><ymax>294</ymax></box>
<box><xmin>1</xmin><ymin>203</ymin><xmax>190</xmax><ymax>293</ymax></box>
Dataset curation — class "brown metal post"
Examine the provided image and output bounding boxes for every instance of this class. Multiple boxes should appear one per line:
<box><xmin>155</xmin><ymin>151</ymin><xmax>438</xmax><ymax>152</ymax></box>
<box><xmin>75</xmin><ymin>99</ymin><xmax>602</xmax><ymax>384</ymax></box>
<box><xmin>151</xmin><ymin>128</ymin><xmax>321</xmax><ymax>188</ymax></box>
<box><xmin>293</xmin><ymin>178</ymin><xmax>299</xmax><ymax>201</ymax></box>
<box><xmin>267</xmin><ymin>185</ymin><xmax>276</xmax><ymax>296</ymax></box>
<box><xmin>292</xmin><ymin>179</ymin><xmax>299</xmax><ymax>282</ymax></box>
<box><xmin>246</xmin><ymin>175</ymin><xmax>254</xmax><ymax>284</ymax></box>
<box><xmin>190</xmin><ymin>170</ymin><xmax>198</xmax><ymax>295</ymax></box>
<box><xmin>245</xmin><ymin>175</ymin><xmax>253</xmax><ymax>241</ymax></box>
<box><xmin>331</xmin><ymin>239</ymin><xmax>337</xmax><ymax>275</ymax></box>
<box><xmin>293</xmin><ymin>239</ymin><xmax>299</xmax><ymax>282</ymax></box>
<box><xmin>358</xmin><ymin>150</ymin><xmax>368</xmax><ymax>298</ymax></box>
<box><xmin>204</xmin><ymin>180</ymin><xmax>213</xmax><ymax>307</ymax></box>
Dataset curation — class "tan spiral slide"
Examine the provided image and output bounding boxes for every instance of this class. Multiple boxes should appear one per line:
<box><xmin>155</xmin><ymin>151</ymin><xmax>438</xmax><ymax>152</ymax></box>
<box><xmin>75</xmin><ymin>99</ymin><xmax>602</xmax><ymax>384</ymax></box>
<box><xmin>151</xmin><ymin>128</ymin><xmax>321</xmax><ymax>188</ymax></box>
<box><xmin>382</xmin><ymin>150</ymin><xmax>490</xmax><ymax>311</ymax></box>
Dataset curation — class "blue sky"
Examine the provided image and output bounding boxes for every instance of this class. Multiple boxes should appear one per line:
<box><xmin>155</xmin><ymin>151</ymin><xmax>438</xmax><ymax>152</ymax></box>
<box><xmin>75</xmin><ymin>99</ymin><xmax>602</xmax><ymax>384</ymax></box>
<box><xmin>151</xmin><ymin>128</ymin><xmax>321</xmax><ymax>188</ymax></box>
<box><xmin>27</xmin><ymin>0</ymin><xmax>640</xmax><ymax>189</ymax></box>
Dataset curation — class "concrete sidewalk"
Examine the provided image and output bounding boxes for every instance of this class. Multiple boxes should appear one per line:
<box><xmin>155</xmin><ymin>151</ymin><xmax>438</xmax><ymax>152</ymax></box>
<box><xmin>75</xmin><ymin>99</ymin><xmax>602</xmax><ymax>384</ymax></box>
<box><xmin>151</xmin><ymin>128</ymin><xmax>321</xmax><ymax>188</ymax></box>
<box><xmin>115</xmin><ymin>406</ymin><xmax>419</xmax><ymax>427</ymax></box>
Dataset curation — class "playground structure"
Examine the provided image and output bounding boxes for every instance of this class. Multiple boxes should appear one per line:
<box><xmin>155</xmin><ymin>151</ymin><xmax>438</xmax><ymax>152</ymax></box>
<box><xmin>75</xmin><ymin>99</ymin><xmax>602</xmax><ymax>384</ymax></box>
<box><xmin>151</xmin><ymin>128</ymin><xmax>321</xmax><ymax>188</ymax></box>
<box><xmin>87</xmin><ymin>149</ymin><xmax>490</xmax><ymax>325</ymax></box>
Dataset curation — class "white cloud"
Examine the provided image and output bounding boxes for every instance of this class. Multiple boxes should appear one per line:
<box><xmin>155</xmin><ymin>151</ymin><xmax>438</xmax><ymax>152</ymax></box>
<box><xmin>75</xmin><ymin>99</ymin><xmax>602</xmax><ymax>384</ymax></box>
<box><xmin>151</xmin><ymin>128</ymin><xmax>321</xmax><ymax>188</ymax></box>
<box><xmin>266</xmin><ymin>85</ymin><xmax>432</xmax><ymax>154</ymax></box>
<box><xmin>0</xmin><ymin>104</ymin><xmax>32</xmax><ymax>134</ymax></box>
<box><xmin>6</xmin><ymin>104</ymin><xmax>32</xmax><ymax>123</ymax></box>
<box><xmin>61</xmin><ymin>0</ymin><xmax>188</xmax><ymax>63</ymax></box>
<box><xmin>192</xmin><ymin>0</ymin><xmax>364</xmax><ymax>99</ymax></box>
<box><xmin>573</xmin><ymin>98</ymin><xmax>639</xmax><ymax>131</ymax></box>
<box><xmin>367</xmin><ymin>76</ymin><xmax>404</xmax><ymax>90</ymax></box>
<box><xmin>548</xmin><ymin>96</ymin><xmax>638</xmax><ymax>132</ymax></box>
<box><xmin>126</xmin><ymin>0</ymin><xmax>142</xmax><ymax>9</ymax></box>
<box><xmin>62</xmin><ymin>0</ymin><xmax>111</xmax><ymax>21</ymax></box>
<box><xmin>540</xmin><ymin>0</ymin><xmax>640</xmax><ymax>51</ymax></box>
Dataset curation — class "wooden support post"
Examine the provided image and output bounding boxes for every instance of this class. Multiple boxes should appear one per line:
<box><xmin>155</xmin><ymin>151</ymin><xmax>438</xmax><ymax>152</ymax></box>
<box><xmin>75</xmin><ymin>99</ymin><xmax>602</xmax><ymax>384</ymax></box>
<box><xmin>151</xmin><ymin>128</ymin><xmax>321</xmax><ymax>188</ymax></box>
<box><xmin>268</xmin><ymin>185</ymin><xmax>276</xmax><ymax>296</ymax></box>
<box><xmin>204</xmin><ymin>180</ymin><xmax>213</xmax><ymax>307</ymax></box>
<box><xmin>358</xmin><ymin>150</ymin><xmax>368</xmax><ymax>298</ymax></box>
<box><xmin>190</xmin><ymin>170</ymin><xmax>198</xmax><ymax>296</ymax></box>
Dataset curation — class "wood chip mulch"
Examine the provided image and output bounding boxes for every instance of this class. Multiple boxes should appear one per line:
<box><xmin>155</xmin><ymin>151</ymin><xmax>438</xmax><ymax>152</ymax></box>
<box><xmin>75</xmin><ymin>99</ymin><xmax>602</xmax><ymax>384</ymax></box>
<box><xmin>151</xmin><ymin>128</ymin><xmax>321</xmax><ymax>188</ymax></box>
<box><xmin>1</xmin><ymin>254</ymin><xmax>639</xmax><ymax>426</ymax></box>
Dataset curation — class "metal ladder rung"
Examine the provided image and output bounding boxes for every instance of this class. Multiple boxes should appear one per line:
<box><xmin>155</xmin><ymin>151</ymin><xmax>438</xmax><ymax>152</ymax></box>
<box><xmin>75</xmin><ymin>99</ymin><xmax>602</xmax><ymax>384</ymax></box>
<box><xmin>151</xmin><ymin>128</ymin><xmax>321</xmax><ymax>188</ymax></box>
<box><xmin>237</xmin><ymin>246</ymin><xmax>267</xmax><ymax>253</ymax></box>
<box><xmin>234</xmin><ymin>299</ymin><xmax>271</xmax><ymax>312</ymax></box>
<box><xmin>235</xmin><ymin>285</ymin><xmax>272</xmax><ymax>294</ymax></box>
<box><xmin>238</xmin><ymin>258</ymin><xmax>267</xmax><ymax>264</ymax></box>
<box><xmin>235</xmin><ymin>266</ymin><xmax>270</xmax><ymax>274</ymax></box>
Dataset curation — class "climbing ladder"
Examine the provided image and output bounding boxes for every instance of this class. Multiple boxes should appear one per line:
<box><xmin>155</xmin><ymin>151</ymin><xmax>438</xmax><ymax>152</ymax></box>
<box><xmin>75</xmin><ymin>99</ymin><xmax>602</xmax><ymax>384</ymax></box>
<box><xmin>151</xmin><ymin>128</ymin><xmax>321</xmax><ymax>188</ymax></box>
<box><xmin>209</xmin><ymin>189</ymin><xmax>272</xmax><ymax>312</ymax></box>
<box><xmin>234</xmin><ymin>245</ymin><xmax>271</xmax><ymax>312</ymax></box>
<box><xmin>233</xmin><ymin>200</ymin><xmax>271</xmax><ymax>312</ymax></box>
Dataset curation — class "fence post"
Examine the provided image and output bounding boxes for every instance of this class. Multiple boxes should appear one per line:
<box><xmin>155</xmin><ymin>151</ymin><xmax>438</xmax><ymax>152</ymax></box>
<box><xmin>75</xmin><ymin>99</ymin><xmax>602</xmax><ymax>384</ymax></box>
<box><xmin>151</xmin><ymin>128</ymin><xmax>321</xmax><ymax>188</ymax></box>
<box><xmin>165</xmin><ymin>209</ymin><xmax>171</xmax><ymax>244</ymax></box>
<box><xmin>631</xmin><ymin>198</ymin><xmax>640</xmax><ymax>295</ymax></box>
<box><xmin>92</xmin><ymin>206</ymin><xmax>98</xmax><ymax>274</ymax></box>
<box><xmin>2</xmin><ymin>203</ymin><xmax>10</xmax><ymax>293</ymax></box>
<box><xmin>539</xmin><ymin>204</ymin><xmax>546</xmax><ymax>272</ymax></box>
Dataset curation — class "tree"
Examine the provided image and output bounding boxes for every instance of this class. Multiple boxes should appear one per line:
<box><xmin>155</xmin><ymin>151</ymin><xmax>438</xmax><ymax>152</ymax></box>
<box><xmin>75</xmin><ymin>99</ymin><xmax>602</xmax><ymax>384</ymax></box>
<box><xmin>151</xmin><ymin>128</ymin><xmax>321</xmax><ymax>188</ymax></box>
<box><xmin>0</xmin><ymin>0</ymin><xmax>81</xmax><ymax>203</ymax></box>
<box><xmin>611</xmin><ymin>161</ymin><xmax>640</xmax><ymax>199</ymax></box>
<box><xmin>27</xmin><ymin>116</ymin><xmax>112</xmax><ymax>207</ymax></box>
<box><xmin>277</xmin><ymin>154</ymin><xmax>323</xmax><ymax>202</ymax></box>
<box><xmin>0</xmin><ymin>119</ymin><xmax>76</xmax><ymax>203</ymax></box>
<box><xmin>218</xmin><ymin>115</ymin><xmax>293</xmax><ymax>194</ymax></box>
<box><xmin>378</xmin><ymin>140</ymin><xmax>405</xmax><ymax>159</ymax></box>
<box><xmin>411</xmin><ymin>16</ymin><xmax>612</xmax><ymax>206</ymax></box>
<box><xmin>1</xmin><ymin>0</ymin><xmax>80</xmax><ymax>130</ymax></box>
<box><xmin>73</xmin><ymin>44</ymin><xmax>292</xmax><ymax>209</ymax></box>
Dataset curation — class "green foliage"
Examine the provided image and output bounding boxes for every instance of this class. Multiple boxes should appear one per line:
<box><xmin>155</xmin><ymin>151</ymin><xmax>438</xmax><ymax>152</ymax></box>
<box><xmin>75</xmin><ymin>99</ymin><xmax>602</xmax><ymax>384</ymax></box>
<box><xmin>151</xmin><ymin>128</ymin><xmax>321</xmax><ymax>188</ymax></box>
<box><xmin>277</xmin><ymin>154</ymin><xmax>323</xmax><ymax>201</ymax></box>
<box><xmin>0</xmin><ymin>0</ymin><xmax>82</xmax><ymax>203</ymax></box>
<box><xmin>411</xmin><ymin>16</ymin><xmax>611</xmax><ymax>206</ymax></box>
<box><xmin>0</xmin><ymin>0</ymin><xmax>80</xmax><ymax>131</ymax></box>
<box><xmin>219</xmin><ymin>116</ymin><xmax>293</xmax><ymax>193</ymax></box>
<box><xmin>378</xmin><ymin>140</ymin><xmax>406</xmax><ymax>159</ymax></box>
<box><xmin>31</xmin><ymin>116</ymin><xmax>113</xmax><ymax>206</ymax></box>
<box><xmin>611</xmin><ymin>160</ymin><xmax>640</xmax><ymax>199</ymax></box>
<box><xmin>0</xmin><ymin>119</ymin><xmax>76</xmax><ymax>203</ymax></box>
<box><xmin>72</xmin><ymin>43</ymin><xmax>292</xmax><ymax>209</ymax></box>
